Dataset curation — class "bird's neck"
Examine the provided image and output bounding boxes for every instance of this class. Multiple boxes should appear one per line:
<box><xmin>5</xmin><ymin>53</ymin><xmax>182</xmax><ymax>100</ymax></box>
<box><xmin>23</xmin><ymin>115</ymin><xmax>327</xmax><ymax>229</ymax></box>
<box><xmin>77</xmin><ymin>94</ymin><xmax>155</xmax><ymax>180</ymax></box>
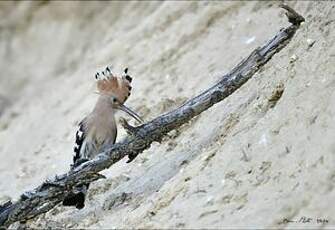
<box><xmin>85</xmin><ymin>95</ymin><xmax>117</xmax><ymax>150</ymax></box>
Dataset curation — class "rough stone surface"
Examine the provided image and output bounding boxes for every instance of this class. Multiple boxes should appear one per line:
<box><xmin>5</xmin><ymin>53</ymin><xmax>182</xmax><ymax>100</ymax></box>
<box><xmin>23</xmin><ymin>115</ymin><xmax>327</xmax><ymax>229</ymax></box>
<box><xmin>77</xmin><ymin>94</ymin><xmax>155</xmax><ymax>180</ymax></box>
<box><xmin>0</xmin><ymin>1</ymin><xmax>334</xmax><ymax>229</ymax></box>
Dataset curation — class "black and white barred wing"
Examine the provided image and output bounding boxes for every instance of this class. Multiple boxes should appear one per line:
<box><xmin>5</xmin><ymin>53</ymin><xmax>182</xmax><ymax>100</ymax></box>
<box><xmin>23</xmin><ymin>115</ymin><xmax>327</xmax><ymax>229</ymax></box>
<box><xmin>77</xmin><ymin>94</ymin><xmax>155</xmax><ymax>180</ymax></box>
<box><xmin>72</xmin><ymin>119</ymin><xmax>88</xmax><ymax>167</ymax></box>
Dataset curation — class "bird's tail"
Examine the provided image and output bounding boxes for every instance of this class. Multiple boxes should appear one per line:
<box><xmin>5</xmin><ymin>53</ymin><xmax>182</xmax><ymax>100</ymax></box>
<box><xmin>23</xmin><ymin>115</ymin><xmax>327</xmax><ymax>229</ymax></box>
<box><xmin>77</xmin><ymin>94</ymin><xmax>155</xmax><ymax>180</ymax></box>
<box><xmin>63</xmin><ymin>151</ymin><xmax>90</xmax><ymax>209</ymax></box>
<box><xmin>62</xmin><ymin>183</ymin><xmax>89</xmax><ymax>209</ymax></box>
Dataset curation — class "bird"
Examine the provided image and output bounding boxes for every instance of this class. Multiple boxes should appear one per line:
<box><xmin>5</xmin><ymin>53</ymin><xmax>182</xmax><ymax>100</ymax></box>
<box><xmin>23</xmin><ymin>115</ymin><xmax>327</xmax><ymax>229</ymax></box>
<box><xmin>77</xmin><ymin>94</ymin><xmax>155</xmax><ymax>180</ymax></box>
<box><xmin>62</xmin><ymin>66</ymin><xmax>143</xmax><ymax>209</ymax></box>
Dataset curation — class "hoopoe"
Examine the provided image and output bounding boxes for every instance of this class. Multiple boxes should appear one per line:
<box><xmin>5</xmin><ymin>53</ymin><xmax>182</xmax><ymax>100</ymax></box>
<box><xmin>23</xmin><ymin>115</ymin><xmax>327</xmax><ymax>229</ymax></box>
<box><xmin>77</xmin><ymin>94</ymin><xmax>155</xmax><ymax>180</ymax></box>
<box><xmin>63</xmin><ymin>66</ymin><xmax>143</xmax><ymax>209</ymax></box>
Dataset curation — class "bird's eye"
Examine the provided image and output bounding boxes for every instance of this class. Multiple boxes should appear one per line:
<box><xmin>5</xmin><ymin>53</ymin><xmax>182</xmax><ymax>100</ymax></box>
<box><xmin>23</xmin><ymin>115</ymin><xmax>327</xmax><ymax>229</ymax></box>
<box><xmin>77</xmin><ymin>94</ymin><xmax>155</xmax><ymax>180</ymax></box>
<box><xmin>111</xmin><ymin>97</ymin><xmax>118</xmax><ymax>103</ymax></box>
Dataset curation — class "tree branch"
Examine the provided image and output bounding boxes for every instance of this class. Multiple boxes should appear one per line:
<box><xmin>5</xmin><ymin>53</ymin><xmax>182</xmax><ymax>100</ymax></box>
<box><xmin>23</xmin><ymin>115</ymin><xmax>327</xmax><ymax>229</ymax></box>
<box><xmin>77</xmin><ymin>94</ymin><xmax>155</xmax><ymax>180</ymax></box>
<box><xmin>0</xmin><ymin>5</ymin><xmax>304</xmax><ymax>228</ymax></box>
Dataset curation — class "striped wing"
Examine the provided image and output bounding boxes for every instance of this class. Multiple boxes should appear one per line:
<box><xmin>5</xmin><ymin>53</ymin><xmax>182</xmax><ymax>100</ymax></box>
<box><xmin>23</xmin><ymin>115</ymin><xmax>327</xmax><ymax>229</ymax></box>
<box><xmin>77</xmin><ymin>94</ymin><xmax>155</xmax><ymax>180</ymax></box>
<box><xmin>73</xmin><ymin>119</ymin><xmax>87</xmax><ymax>166</ymax></box>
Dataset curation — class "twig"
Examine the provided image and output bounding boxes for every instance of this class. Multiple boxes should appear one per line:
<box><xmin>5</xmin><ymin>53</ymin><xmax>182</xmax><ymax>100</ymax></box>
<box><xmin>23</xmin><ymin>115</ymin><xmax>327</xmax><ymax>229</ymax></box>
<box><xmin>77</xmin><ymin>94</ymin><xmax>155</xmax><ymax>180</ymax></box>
<box><xmin>0</xmin><ymin>5</ymin><xmax>304</xmax><ymax>228</ymax></box>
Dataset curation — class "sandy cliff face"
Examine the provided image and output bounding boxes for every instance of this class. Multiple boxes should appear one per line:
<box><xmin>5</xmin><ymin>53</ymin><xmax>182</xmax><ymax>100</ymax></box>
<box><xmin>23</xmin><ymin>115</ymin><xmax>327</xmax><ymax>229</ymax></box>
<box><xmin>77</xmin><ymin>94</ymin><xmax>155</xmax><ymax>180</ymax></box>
<box><xmin>0</xmin><ymin>1</ymin><xmax>334</xmax><ymax>228</ymax></box>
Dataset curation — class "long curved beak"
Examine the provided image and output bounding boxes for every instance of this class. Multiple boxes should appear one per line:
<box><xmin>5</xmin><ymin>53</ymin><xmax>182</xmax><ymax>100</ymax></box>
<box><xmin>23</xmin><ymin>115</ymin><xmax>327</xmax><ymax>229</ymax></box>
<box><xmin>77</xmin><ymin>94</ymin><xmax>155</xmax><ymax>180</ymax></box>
<box><xmin>118</xmin><ymin>104</ymin><xmax>144</xmax><ymax>124</ymax></box>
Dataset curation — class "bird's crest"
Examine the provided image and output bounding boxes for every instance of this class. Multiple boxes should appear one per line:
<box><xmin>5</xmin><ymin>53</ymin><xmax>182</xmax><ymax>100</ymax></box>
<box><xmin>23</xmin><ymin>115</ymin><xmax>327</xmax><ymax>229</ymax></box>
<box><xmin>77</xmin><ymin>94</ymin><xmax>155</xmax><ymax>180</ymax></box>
<box><xmin>95</xmin><ymin>66</ymin><xmax>133</xmax><ymax>104</ymax></box>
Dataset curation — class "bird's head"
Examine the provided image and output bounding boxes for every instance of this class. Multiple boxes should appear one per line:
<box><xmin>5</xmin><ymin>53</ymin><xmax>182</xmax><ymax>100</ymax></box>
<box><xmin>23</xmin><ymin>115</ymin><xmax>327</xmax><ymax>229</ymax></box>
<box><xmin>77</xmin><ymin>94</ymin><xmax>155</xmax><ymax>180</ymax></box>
<box><xmin>95</xmin><ymin>66</ymin><xmax>144</xmax><ymax>123</ymax></box>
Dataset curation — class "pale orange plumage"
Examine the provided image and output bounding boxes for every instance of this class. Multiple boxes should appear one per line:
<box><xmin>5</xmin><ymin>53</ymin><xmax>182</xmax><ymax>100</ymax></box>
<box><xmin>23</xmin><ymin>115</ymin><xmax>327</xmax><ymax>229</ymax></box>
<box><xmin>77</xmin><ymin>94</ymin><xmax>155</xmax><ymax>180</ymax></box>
<box><xmin>96</xmin><ymin>67</ymin><xmax>132</xmax><ymax>104</ymax></box>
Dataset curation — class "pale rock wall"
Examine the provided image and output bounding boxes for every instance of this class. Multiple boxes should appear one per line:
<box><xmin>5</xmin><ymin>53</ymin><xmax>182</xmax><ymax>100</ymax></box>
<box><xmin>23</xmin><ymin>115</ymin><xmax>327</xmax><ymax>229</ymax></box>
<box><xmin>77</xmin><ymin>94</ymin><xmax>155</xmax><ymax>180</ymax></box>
<box><xmin>0</xmin><ymin>1</ymin><xmax>334</xmax><ymax>229</ymax></box>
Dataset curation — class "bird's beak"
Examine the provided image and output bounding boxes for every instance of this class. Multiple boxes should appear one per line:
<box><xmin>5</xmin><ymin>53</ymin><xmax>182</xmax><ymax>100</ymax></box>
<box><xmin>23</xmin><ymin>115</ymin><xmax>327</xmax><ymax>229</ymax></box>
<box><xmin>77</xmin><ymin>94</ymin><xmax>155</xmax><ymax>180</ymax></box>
<box><xmin>118</xmin><ymin>104</ymin><xmax>144</xmax><ymax>124</ymax></box>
